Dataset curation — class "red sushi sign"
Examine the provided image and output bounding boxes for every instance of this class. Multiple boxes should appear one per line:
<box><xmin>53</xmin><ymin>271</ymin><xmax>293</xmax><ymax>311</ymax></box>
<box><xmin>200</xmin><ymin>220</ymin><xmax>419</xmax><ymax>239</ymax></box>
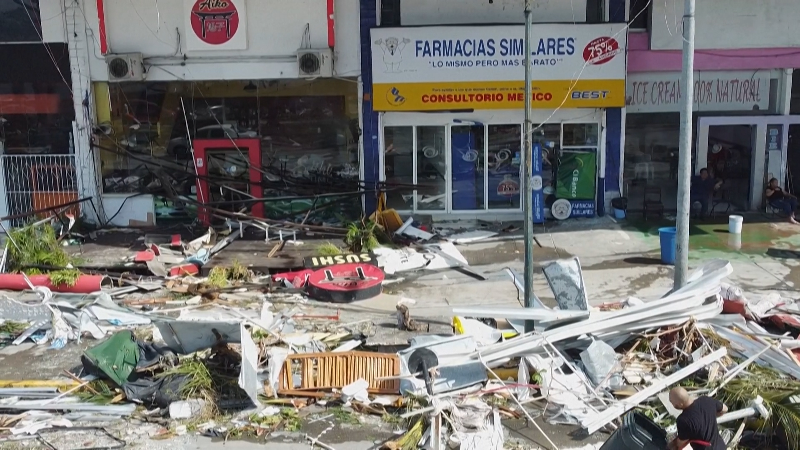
<box><xmin>189</xmin><ymin>0</ymin><xmax>240</xmax><ymax>45</ymax></box>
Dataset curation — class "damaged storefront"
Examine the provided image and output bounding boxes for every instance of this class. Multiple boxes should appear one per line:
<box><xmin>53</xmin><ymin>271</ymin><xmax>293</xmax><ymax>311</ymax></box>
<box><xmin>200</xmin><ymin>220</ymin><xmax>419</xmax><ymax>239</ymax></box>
<box><xmin>624</xmin><ymin>69</ymin><xmax>790</xmax><ymax>213</ymax></box>
<box><xmin>95</xmin><ymin>78</ymin><xmax>361</xmax><ymax>226</ymax></box>
<box><xmin>56</xmin><ymin>0</ymin><xmax>363</xmax><ymax>227</ymax></box>
<box><xmin>372</xmin><ymin>24</ymin><xmax>627</xmax><ymax>220</ymax></box>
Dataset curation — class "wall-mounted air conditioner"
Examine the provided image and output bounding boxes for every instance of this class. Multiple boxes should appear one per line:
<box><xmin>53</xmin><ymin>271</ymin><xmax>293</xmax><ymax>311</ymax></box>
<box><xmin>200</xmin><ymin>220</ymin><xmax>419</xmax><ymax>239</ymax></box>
<box><xmin>105</xmin><ymin>53</ymin><xmax>145</xmax><ymax>82</ymax></box>
<box><xmin>297</xmin><ymin>49</ymin><xmax>333</xmax><ymax>78</ymax></box>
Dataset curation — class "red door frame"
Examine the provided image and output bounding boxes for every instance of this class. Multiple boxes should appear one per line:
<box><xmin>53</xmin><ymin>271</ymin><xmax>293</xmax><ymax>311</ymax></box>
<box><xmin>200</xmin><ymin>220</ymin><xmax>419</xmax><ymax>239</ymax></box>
<box><xmin>193</xmin><ymin>138</ymin><xmax>263</xmax><ymax>226</ymax></box>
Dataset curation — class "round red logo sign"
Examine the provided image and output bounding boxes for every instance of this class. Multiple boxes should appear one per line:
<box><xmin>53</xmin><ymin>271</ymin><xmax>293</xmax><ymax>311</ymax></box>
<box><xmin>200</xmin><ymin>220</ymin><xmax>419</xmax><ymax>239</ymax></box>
<box><xmin>190</xmin><ymin>0</ymin><xmax>239</xmax><ymax>46</ymax></box>
<box><xmin>582</xmin><ymin>37</ymin><xmax>620</xmax><ymax>65</ymax></box>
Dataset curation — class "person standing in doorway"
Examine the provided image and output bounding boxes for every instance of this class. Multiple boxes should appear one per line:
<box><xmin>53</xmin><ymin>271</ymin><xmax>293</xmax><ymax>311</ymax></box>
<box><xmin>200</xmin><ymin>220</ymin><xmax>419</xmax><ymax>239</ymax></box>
<box><xmin>668</xmin><ymin>387</ymin><xmax>728</xmax><ymax>450</ymax></box>
<box><xmin>690</xmin><ymin>168</ymin><xmax>722</xmax><ymax>219</ymax></box>
<box><xmin>766</xmin><ymin>178</ymin><xmax>799</xmax><ymax>224</ymax></box>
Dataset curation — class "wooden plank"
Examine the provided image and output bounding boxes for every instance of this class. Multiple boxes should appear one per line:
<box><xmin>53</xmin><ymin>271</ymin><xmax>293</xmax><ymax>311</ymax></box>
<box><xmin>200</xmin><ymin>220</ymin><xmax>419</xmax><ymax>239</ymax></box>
<box><xmin>277</xmin><ymin>351</ymin><xmax>400</xmax><ymax>395</ymax></box>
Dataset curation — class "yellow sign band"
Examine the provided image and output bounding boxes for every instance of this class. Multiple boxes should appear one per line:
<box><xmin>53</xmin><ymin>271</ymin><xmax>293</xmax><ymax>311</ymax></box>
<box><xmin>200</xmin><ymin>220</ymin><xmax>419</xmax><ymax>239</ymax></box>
<box><xmin>374</xmin><ymin>79</ymin><xmax>625</xmax><ymax>111</ymax></box>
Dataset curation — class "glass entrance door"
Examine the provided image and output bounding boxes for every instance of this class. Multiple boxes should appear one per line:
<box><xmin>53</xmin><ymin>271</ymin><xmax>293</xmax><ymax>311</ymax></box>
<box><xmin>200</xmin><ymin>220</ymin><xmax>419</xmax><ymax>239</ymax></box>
<box><xmin>450</xmin><ymin>125</ymin><xmax>485</xmax><ymax>211</ymax></box>
<box><xmin>706</xmin><ymin>124</ymin><xmax>755</xmax><ymax>210</ymax></box>
<box><xmin>449</xmin><ymin>124</ymin><xmax>526</xmax><ymax>212</ymax></box>
<box><xmin>415</xmin><ymin>126</ymin><xmax>447</xmax><ymax>211</ymax></box>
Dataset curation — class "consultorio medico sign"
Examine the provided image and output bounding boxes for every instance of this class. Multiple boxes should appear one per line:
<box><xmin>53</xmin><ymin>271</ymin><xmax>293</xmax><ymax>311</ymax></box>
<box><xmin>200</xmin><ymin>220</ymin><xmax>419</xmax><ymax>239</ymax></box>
<box><xmin>371</xmin><ymin>24</ymin><xmax>627</xmax><ymax>111</ymax></box>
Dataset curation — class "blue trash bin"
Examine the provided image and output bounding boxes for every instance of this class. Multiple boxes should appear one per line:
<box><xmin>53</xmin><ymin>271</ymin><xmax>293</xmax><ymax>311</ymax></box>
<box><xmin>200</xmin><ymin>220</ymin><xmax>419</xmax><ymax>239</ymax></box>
<box><xmin>658</xmin><ymin>227</ymin><xmax>677</xmax><ymax>265</ymax></box>
<box><xmin>613</xmin><ymin>208</ymin><xmax>626</xmax><ymax>220</ymax></box>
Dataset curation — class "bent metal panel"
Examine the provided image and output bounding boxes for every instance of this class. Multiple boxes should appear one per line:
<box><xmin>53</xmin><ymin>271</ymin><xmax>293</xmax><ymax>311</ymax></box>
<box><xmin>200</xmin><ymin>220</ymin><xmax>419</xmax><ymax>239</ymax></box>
<box><xmin>371</xmin><ymin>24</ymin><xmax>627</xmax><ymax>111</ymax></box>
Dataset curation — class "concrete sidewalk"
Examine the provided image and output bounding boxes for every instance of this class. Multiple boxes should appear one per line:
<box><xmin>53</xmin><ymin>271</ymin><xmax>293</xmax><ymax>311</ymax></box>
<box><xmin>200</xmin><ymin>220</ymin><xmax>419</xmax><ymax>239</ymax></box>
<box><xmin>384</xmin><ymin>215</ymin><xmax>800</xmax><ymax>318</ymax></box>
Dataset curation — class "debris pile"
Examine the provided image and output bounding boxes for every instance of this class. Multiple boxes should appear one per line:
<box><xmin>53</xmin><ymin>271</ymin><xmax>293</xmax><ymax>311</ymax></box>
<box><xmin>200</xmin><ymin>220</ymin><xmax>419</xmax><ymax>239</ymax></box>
<box><xmin>0</xmin><ymin>215</ymin><xmax>800</xmax><ymax>449</ymax></box>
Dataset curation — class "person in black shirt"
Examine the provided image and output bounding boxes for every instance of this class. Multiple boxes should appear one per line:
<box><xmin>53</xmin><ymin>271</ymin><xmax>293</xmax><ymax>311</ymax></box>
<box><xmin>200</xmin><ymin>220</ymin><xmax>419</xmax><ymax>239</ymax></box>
<box><xmin>766</xmin><ymin>178</ymin><xmax>799</xmax><ymax>224</ymax></box>
<box><xmin>690</xmin><ymin>168</ymin><xmax>722</xmax><ymax>218</ymax></box>
<box><xmin>668</xmin><ymin>387</ymin><xmax>728</xmax><ymax>450</ymax></box>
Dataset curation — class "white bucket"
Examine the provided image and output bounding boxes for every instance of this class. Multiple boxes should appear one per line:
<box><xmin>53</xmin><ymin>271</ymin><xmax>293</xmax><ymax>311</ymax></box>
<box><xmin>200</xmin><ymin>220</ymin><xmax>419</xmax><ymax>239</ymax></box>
<box><xmin>728</xmin><ymin>215</ymin><xmax>743</xmax><ymax>234</ymax></box>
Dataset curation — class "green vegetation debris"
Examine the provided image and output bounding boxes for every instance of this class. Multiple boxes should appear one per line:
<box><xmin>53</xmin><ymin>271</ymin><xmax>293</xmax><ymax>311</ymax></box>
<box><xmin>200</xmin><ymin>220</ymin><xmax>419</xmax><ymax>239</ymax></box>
<box><xmin>0</xmin><ymin>321</ymin><xmax>29</xmax><ymax>335</ymax></box>
<box><xmin>248</xmin><ymin>407</ymin><xmax>301</xmax><ymax>432</ymax></box>
<box><xmin>207</xmin><ymin>266</ymin><xmax>230</xmax><ymax>288</ymax></box>
<box><xmin>316</xmin><ymin>242</ymin><xmax>343</xmax><ymax>256</ymax></box>
<box><xmin>330</xmin><ymin>406</ymin><xmax>360</xmax><ymax>425</ymax></box>
<box><xmin>345</xmin><ymin>220</ymin><xmax>380</xmax><ymax>253</ymax></box>
<box><xmin>157</xmin><ymin>358</ymin><xmax>218</xmax><ymax>417</ymax></box>
<box><xmin>207</xmin><ymin>260</ymin><xmax>252</xmax><ymax>288</ymax></box>
<box><xmin>7</xmin><ymin>223</ymin><xmax>81</xmax><ymax>277</ymax></box>
<box><xmin>387</xmin><ymin>417</ymin><xmax>424</xmax><ymax>450</ymax></box>
<box><xmin>716</xmin><ymin>365</ymin><xmax>800</xmax><ymax>449</ymax></box>
<box><xmin>381</xmin><ymin>412</ymin><xmax>403</xmax><ymax>425</ymax></box>
<box><xmin>48</xmin><ymin>269</ymin><xmax>82</xmax><ymax>287</ymax></box>
<box><xmin>76</xmin><ymin>380</ymin><xmax>117</xmax><ymax>404</ymax></box>
<box><xmin>229</xmin><ymin>260</ymin><xmax>251</xmax><ymax>281</ymax></box>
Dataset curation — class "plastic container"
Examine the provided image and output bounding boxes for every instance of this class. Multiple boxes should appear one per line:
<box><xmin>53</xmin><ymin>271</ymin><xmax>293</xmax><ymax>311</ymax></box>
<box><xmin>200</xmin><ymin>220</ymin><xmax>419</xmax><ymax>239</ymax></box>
<box><xmin>613</xmin><ymin>208</ymin><xmax>626</xmax><ymax>220</ymax></box>
<box><xmin>658</xmin><ymin>227</ymin><xmax>677</xmax><ymax>265</ymax></box>
<box><xmin>599</xmin><ymin>412</ymin><xmax>669</xmax><ymax>450</ymax></box>
<box><xmin>728</xmin><ymin>215</ymin><xmax>743</xmax><ymax>234</ymax></box>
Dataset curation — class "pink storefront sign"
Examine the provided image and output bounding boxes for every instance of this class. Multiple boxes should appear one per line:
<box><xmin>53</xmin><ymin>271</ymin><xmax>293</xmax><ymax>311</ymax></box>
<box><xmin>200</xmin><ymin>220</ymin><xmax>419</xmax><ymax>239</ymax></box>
<box><xmin>628</xmin><ymin>32</ymin><xmax>800</xmax><ymax>73</ymax></box>
<box><xmin>626</xmin><ymin>70</ymin><xmax>771</xmax><ymax>113</ymax></box>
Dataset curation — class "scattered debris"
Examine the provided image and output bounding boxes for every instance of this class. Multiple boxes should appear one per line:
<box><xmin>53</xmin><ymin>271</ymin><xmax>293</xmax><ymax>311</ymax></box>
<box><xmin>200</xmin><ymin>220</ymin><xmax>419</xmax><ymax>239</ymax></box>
<box><xmin>2</xmin><ymin>212</ymin><xmax>800</xmax><ymax>450</ymax></box>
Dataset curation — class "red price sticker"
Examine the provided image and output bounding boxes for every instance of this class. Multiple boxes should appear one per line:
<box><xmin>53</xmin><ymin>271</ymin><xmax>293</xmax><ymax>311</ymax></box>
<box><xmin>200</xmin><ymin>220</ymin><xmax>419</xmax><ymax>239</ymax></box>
<box><xmin>582</xmin><ymin>37</ymin><xmax>620</xmax><ymax>65</ymax></box>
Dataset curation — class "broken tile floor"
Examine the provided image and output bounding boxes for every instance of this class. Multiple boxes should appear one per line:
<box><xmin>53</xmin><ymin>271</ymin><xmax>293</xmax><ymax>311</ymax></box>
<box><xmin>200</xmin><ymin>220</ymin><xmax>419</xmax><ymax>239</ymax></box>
<box><xmin>1</xmin><ymin>213</ymin><xmax>797</xmax><ymax>449</ymax></box>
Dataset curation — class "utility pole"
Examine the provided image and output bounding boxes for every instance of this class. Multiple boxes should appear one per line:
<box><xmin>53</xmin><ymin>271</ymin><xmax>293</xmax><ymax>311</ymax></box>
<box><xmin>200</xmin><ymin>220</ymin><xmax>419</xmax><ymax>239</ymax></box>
<box><xmin>523</xmin><ymin>0</ymin><xmax>535</xmax><ymax>331</ymax></box>
<box><xmin>674</xmin><ymin>0</ymin><xmax>696</xmax><ymax>288</ymax></box>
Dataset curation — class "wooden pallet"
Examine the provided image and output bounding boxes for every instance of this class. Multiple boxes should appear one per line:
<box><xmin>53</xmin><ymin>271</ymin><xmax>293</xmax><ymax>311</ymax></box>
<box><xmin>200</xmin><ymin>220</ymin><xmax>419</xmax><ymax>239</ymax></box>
<box><xmin>278</xmin><ymin>351</ymin><xmax>400</xmax><ymax>396</ymax></box>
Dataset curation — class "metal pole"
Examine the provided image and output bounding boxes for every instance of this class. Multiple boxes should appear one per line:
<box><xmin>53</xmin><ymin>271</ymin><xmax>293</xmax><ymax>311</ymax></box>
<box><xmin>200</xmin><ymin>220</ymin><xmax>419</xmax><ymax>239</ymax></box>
<box><xmin>674</xmin><ymin>0</ymin><xmax>695</xmax><ymax>288</ymax></box>
<box><xmin>523</xmin><ymin>1</ymin><xmax>535</xmax><ymax>331</ymax></box>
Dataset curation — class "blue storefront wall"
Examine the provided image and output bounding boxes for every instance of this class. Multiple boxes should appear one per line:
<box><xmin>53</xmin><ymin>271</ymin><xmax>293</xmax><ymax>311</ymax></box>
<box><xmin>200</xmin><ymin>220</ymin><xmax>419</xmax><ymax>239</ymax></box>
<box><xmin>360</xmin><ymin>0</ymin><xmax>380</xmax><ymax>215</ymax></box>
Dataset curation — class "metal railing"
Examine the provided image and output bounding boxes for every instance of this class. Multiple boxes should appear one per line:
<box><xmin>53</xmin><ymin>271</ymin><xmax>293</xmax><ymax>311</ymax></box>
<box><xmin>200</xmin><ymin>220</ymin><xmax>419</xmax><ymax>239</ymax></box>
<box><xmin>0</xmin><ymin>154</ymin><xmax>79</xmax><ymax>227</ymax></box>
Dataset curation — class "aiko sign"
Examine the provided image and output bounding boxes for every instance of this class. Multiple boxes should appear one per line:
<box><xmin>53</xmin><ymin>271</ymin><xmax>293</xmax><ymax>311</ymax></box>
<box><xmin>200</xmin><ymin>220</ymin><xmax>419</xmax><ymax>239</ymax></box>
<box><xmin>626</xmin><ymin>71</ymin><xmax>771</xmax><ymax>113</ymax></box>
<box><xmin>184</xmin><ymin>0</ymin><xmax>248</xmax><ymax>51</ymax></box>
<box><xmin>371</xmin><ymin>24</ymin><xmax>628</xmax><ymax>111</ymax></box>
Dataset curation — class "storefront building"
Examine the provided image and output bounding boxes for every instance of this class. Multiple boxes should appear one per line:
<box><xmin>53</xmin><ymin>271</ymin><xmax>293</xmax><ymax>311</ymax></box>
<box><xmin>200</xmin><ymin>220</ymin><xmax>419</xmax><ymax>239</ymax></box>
<box><xmin>624</xmin><ymin>0</ymin><xmax>800</xmax><ymax>213</ymax></box>
<box><xmin>0</xmin><ymin>1</ymin><xmax>77</xmax><ymax>226</ymax></box>
<box><xmin>363</xmin><ymin>0</ymin><xmax>628</xmax><ymax>220</ymax></box>
<box><xmin>39</xmin><ymin>0</ymin><xmax>362</xmax><ymax>226</ymax></box>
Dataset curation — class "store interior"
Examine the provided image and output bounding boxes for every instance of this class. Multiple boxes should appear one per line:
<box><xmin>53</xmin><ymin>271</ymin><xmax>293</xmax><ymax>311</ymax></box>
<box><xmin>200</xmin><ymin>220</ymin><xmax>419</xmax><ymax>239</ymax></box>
<box><xmin>96</xmin><ymin>79</ymin><xmax>361</xmax><ymax>224</ymax></box>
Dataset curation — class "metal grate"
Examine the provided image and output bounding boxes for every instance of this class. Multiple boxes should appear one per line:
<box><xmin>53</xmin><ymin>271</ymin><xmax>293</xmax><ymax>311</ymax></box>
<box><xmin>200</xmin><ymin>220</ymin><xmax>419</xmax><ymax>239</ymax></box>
<box><xmin>0</xmin><ymin>154</ymin><xmax>79</xmax><ymax>226</ymax></box>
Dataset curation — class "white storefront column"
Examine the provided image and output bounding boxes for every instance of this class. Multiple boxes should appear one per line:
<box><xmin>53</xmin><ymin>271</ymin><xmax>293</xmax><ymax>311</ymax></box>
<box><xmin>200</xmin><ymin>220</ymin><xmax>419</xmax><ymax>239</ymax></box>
<box><xmin>778</xmin><ymin>68</ymin><xmax>794</xmax><ymax>116</ymax></box>
<box><xmin>65</xmin><ymin>0</ymin><xmax>104</xmax><ymax>224</ymax></box>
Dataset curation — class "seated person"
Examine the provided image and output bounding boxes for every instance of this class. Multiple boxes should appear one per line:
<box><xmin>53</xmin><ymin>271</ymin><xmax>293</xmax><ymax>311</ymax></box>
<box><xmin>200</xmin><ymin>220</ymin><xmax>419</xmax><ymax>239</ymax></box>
<box><xmin>766</xmin><ymin>177</ymin><xmax>799</xmax><ymax>224</ymax></box>
<box><xmin>690</xmin><ymin>168</ymin><xmax>722</xmax><ymax>218</ymax></box>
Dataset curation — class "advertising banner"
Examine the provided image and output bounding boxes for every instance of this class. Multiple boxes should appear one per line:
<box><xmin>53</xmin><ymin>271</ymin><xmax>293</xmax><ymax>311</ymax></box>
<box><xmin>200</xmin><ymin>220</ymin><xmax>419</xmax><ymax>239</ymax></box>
<box><xmin>532</xmin><ymin>143</ymin><xmax>544</xmax><ymax>224</ymax></box>
<box><xmin>556</xmin><ymin>151</ymin><xmax>597</xmax><ymax>200</ymax></box>
<box><xmin>371</xmin><ymin>24</ymin><xmax>627</xmax><ymax>111</ymax></box>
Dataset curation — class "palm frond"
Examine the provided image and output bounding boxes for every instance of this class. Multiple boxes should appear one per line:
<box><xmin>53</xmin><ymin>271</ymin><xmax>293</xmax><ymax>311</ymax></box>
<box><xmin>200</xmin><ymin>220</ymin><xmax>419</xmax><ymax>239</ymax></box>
<box><xmin>717</xmin><ymin>374</ymin><xmax>800</xmax><ymax>448</ymax></box>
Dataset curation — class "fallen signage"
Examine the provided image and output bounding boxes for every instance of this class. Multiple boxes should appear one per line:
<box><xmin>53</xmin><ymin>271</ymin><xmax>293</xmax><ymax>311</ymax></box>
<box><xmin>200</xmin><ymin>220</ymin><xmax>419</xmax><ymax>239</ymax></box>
<box><xmin>304</xmin><ymin>252</ymin><xmax>377</xmax><ymax>269</ymax></box>
<box><xmin>306</xmin><ymin>263</ymin><xmax>385</xmax><ymax>303</ymax></box>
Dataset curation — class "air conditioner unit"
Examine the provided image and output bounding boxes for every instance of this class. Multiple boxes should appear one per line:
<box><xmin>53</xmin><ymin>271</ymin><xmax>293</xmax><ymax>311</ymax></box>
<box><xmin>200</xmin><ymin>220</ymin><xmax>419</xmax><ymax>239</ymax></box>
<box><xmin>297</xmin><ymin>49</ymin><xmax>333</xmax><ymax>78</ymax></box>
<box><xmin>105</xmin><ymin>53</ymin><xmax>145</xmax><ymax>82</ymax></box>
